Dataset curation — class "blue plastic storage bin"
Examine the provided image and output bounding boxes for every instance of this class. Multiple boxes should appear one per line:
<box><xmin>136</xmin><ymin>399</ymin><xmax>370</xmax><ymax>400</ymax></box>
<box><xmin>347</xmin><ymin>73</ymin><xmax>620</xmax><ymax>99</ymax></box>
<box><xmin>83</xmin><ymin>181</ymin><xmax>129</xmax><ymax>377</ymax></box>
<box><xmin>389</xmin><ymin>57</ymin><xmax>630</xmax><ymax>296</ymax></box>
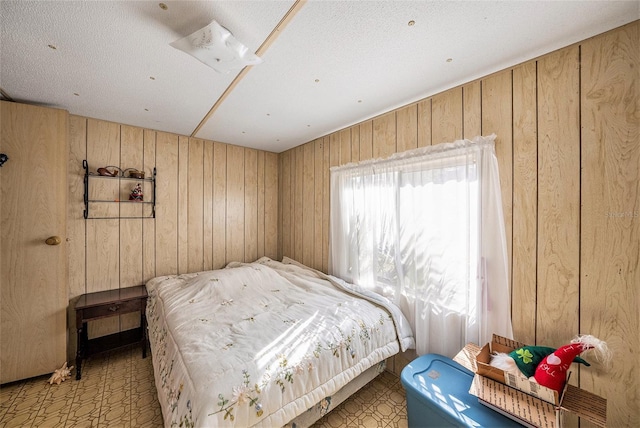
<box><xmin>401</xmin><ymin>353</ymin><xmax>521</xmax><ymax>427</ymax></box>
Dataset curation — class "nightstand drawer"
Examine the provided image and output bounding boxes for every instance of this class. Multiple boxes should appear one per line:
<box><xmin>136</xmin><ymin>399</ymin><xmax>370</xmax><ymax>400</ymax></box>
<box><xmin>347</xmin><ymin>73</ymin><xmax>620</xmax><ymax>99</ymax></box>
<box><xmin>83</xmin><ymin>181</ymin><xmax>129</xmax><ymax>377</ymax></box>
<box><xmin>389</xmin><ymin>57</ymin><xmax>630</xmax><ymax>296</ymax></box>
<box><xmin>82</xmin><ymin>299</ymin><xmax>141</xmax><ymax>320</ymax></box>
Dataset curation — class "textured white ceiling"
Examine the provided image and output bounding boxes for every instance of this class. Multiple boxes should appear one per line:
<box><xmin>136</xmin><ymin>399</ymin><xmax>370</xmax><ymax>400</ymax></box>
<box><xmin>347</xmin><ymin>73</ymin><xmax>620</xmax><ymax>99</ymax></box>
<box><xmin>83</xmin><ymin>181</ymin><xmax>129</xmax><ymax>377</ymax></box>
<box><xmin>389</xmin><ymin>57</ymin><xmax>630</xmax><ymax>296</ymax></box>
<box><xmin>1</xmin><ymin>1</ymin><xmax>638</xmax><ymax>153</ymax></box>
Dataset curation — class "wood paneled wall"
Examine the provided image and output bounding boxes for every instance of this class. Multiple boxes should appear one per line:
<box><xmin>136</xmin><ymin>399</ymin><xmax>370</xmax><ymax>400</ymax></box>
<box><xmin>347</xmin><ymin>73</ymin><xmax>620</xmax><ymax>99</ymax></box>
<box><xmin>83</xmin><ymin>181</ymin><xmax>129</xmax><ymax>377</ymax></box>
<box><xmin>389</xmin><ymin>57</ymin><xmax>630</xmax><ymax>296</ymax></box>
<box><xmin>68</xmin><ymin>119</ymin><xmax>278</xmax><ymax>348</ymax></box>
<box><xmin>278</xmin><ymin>22</ymin><xmax>639</xmax><ymax>426</ymax></box>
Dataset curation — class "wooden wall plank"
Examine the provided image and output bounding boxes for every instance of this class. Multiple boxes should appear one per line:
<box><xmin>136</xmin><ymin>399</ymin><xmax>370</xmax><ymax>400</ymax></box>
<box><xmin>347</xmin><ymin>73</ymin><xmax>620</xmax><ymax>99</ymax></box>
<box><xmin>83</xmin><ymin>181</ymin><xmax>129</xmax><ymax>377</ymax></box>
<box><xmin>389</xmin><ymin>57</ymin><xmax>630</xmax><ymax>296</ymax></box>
<box><xmin>294</xmin><ymin>145</ymin><xmax>304</xmax><ymax>262</ymax></box>
<box><xmin>155</xmin><ymin>132</ymin><xmax>179</xmax><ymax>277</ymax></box>
<box><xmin>432</xmin><ymin>87</ymin><xmax>463</xmax><ymax>144</ymax></box>
<box><xmin>351</xmin><ymin>126</ymin><xmax>361</xmax><ymax>162</ymax></box>
<box><xmin>264</xmin><ymin>152</ymin><xmax>278</xmax><ymax>260</ymax></box>
<box><xmin>536</xmin><ymin>46</ymin><xmax>581</xmax><ymax>348</ymax></box>
<box><xmin>482</xmin><ymin>70</ymin><xmax>514</xmax><ymax>295</ymax></box>
<box><xmin>373</xmin><ymin>112</ymin><xmax>396</xmax><ymax>159</ymax></box>
<box><xmin>119</xmin><ymin>126</ymin><xmax>144</xmax><ymax>219</ymax></box>
<box><xmin>85</xmin><ymin>122</ymin><xmax>119</xmax><ymax>220</ymax></box>
<box><xmin>203</xmin><ymin>140</ymin><xmax>213</xmax><ymax>270</ymax></box>
<box><xmin>119</xmin><ymin>125</ymin><xmax>144</xmax><ymax>331</ymax></box>
<box><xmin>212</xmin><ymin>142</ymin><xmax>227</xmax><ymax>269</ymax></box>
<box><xmin>314</xmin><ymin>139</ymin><xmax>324</xmax><ymax>271</ymax></box>
<box><xmin>417</xmin><ymin>99</ymin><xmax>432</xmax><ymax>147</ymax></box>
<box><xmin>302</xmin><ymin>143</ymin><xmax>315</xmax><ymax>266</ymax></box>
<box><xmin>277</xmin><ymin>153</ymin><xmax>283</xmax><ymax>260</ymax></box>
<box><xmin>244</xmin><ymin>148</ymin><xmax>258</xmax><ymax>263</ymax></box>
<box><xmin>290</xmin><ymin>148</ymin><xmax>298</xmax><ymax>258</ymax></box>
<box><xmin>581</xmin><ymin>22</ymin><xmax>639</xmax><ymax>426</ymax></box>
<box><xmin>226</xmin><ymin>145</ymin><xmax>245</xmax><ymax>263</ymax></box>
<box><xmin>289</xmin><ymin>148</ymin><xmax>297</xmax><ymax>258</ymax></box>
<box><xmin>339</xmin><ymin>129</ymin><xmax>351</xmax><ymax>165</ymax></box>
<box><xmin>257</xmin><ymin>151</ymin><xmax>265</xmax><ymax>259</ymax></box>
<box><xmin>397</xmin><ymin>104</ymin><xmax>417</xmax><ymax>153</ymax></box>
<box><xmin>177</xmin><ymin>136</ymin><xmax>189</xmax><ymax>273</ymax></box>
<box><xmin>463</xmin><ymin>81</ymin><xmax>482</xmax><ymax>138</ymax></box>
<box><xmin>512</xmin><ymin>62</ymin><xmax>538</xmax><ymax>345</ymax></box>
<box><xmin>188</xmin><ymin>138</ymin><xmax>204</xmax><ymax>272</ymax></box>
<box><xmin>280</xmin><ymin>150</ymin><xmax>292</xmax><ymax>259</ymax></box>
<box><xmin>327</xmin><ymin>133</ymin><xmax>341</xmax><ymax>272</ymax></box>
<box><xmin>87</xmin><ymin>119</ymin><xmax>120</xmax><ymax>292</ymax></box>
<box><xmin>359</xmin><ymin>121</ymin><xmax>373</xmax><ymax>160</ymax></box>
<box><xmin>142</xmin><ymin>129</ymin><xmax>156</xmax><ymax>282</ymax></box>
<box><xmin>120</xmin><ymin>125</ymin><xmax>144</xmax><ymax>288</ymax></box>
<box><xmin>86</xmin><ymin>119</ymin><xmax>120</xmax><ymax>338</ymax></box>
<box><xmin>321</xmin><ymin>137</ymin><xmax>331</xmax><ymax>272</ymax></box>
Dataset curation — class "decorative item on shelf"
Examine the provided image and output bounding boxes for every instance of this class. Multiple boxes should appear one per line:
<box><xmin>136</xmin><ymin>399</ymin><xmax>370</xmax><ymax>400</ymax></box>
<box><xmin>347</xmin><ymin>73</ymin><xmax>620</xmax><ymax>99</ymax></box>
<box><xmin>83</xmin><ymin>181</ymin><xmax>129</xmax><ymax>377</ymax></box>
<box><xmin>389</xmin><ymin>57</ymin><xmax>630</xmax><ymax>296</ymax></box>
<box><xmin>129</xmin><ymin>183</ymin><xmax>143</xmax><ymax>201</ymax></box>
<box><xmin>97</xmin><ymin>166</ymin><xmax>122</xmax><ymax>177</ymax></box>
<box><xmin>124</xmin><ymin>168</ymin><xmax>145</xmax><ymax>179</ymax></box>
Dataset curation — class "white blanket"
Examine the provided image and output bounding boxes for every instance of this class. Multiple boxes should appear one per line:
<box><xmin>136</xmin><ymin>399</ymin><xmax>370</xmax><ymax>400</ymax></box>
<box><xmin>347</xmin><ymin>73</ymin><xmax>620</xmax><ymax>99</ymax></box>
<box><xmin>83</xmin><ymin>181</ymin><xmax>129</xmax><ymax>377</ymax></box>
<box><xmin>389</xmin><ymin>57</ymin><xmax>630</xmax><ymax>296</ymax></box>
<box><xmin>146</xmin><ymin>257</ymin><xmax>414</xmax><ymax>427</ymax></box>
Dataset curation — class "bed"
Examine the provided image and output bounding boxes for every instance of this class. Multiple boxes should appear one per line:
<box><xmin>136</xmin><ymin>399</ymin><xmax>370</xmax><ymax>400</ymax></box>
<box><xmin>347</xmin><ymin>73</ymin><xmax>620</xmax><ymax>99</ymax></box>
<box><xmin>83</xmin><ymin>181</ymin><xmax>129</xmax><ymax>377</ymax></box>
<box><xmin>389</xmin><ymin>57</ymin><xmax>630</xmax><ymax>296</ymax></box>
<box><xmin>145</xmin><ymin>256</ymin><xmax>415</xmax><ymax>427</ymax></box>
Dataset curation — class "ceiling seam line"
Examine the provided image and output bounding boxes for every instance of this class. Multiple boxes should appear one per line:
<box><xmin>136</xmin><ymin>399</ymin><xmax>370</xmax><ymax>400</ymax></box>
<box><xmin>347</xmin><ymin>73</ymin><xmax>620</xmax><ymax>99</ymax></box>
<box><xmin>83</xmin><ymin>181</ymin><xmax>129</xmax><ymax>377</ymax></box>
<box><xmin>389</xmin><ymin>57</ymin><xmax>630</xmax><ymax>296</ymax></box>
<box><xmin>190</xmin><ymin>0</ymin><xmax>308</xmax><ymax>138</ymax></box>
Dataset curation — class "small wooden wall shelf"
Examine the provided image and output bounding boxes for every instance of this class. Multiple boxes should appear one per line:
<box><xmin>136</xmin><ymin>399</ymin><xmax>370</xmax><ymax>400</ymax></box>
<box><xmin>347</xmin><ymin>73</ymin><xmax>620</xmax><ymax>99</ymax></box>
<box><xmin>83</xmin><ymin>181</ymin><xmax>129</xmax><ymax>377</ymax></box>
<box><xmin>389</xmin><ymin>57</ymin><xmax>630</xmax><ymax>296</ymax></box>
<box><xmin>83</xmin><ymin>160</ymin><xmax>156</xmax><ymax>219</ymax></box>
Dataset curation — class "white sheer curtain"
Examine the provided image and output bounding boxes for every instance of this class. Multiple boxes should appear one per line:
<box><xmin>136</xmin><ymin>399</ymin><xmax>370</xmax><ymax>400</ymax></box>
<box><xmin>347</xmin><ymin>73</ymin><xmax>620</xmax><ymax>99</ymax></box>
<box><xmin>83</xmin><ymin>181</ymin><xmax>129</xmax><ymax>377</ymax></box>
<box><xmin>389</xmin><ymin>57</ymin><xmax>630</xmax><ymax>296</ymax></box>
<box><xmin>329</xmin><ymin>135</ymin><xmax>513</xmax><ymax>357</ymax></box>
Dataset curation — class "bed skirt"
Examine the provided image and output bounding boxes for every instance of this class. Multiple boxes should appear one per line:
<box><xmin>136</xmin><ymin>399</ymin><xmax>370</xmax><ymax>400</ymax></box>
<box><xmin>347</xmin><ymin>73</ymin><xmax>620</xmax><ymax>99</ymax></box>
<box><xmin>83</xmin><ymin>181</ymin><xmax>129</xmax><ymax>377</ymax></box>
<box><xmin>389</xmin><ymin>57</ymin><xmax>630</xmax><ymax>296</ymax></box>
<box><xmin>283</xmin><ymin>360</ymin><xmax>387</xmax><ymax>428</ymax></box>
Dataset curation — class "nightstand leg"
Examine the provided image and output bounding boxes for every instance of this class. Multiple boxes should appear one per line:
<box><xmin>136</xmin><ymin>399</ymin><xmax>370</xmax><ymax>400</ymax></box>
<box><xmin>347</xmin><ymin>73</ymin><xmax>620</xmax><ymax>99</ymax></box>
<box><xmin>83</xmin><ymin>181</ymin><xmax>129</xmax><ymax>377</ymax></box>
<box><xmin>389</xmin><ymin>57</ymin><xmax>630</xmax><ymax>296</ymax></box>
<box><xmin>76</xmin><ymin>322</ymin><xmax>88</xmax><ymax>380</ymax></box>
<box><xmin>141</xmin><ymin>312</ymin><xmax>147</xmax><ymax>358</ymax></box>
<box><xmin>75</xmin><ymin>323</ymin><xmax>85</xmax><ymax>380</ymax></box>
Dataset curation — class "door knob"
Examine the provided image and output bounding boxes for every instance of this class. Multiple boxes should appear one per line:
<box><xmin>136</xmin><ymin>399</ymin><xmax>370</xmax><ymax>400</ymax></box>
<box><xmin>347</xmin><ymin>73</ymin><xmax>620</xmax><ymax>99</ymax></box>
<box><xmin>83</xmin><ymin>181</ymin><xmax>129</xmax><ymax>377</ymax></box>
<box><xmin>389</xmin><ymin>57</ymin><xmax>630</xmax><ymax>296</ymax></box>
<box><xmin>45</xmin><ymin>236</ymin><xmax>62</xmax><ymax>245</ymax></box>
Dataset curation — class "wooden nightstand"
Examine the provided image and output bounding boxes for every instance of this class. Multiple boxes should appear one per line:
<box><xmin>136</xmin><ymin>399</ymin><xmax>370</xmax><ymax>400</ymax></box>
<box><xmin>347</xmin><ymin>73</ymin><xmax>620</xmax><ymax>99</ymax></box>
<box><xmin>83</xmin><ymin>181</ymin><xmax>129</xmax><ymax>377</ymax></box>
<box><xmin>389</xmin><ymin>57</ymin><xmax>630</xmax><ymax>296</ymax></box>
<box><xmin>75</xmin><ymin>285</ymin><xmax>148</xmax><ymax>380</ymax></box>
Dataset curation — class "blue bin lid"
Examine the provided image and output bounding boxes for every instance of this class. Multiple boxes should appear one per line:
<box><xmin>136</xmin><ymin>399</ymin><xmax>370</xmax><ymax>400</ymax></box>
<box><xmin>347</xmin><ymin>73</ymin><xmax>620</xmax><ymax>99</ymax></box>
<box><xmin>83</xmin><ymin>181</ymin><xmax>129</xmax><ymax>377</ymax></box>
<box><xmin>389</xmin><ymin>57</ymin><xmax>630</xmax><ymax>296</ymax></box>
<box><xmin>401</xmin><ymin>354</ymin><xmax>522</xmax><ymax>427</ymax></box>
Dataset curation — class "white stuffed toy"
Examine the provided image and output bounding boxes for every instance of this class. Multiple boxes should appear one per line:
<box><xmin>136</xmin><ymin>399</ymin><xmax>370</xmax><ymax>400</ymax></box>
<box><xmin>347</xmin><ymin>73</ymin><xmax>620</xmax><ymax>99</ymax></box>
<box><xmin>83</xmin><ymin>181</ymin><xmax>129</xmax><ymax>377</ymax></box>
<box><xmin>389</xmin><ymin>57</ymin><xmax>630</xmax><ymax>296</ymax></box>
<box><xmin>48</xmin><ymin>362</ymin><xmax>74</xmax><ymax>385</ymax></box>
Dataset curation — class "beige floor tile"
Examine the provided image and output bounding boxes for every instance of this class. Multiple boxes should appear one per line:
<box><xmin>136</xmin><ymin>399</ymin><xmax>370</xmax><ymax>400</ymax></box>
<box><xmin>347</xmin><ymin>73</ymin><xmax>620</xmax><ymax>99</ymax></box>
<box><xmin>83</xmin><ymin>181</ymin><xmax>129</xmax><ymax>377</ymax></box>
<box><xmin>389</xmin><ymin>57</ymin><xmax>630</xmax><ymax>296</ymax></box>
<box><xmin>64</xmin><ymin>417</ymin><xmax>99</xmax><ymax>428</ymax></box>
<box><xmin>12</xmin><ymin>393</ymin><xmax>44</xmax><ymax>414</ymax></box>
<box><xmin>316</xmin><ymin>407</ymin><xmax>351</xmax><ymax>427</ymax></box>
<box><xmin>131</xmin><ymin>403</ymin><xmax>163</xmax><ymax>427</ymax></box>
<box><xmin>372</xmin><ymin>400</ymin><xmax>395</xmax><ymax>418</ymax></box>
<box><xmin>46</xmin><ymin>381</ymin><xmax>77</xmax><ymax>400</ymax></box>
<box><xmin>98</xmin><ymin>404</ymin><xmax>130</xmax><ymax>427</ymax></box>
<box><xmin>2</xmin><ymin>409</ymin><xmax>38</xmax><ymax>428</ymax></box>
<box><xmin>0</xmin><ymin>382</ymin><xmax>23</xmax><ymax>405</ymax></box>
<box><xmin>338</xmin><ymin>396</ymin><xmax>365</xmax><ymax>419</ymax></box>
<box><xmin>0</xmin><ymin>382</ymin><xmax>23</xmax><ymax>424</ymax></box>
<box><xmin>38</xmin><ymin>395</ymin><xmax>76</xmax><ymax>416</ymax></box>
<box><xmin>134</xmin><ymin>415</ymin><xmax>164</xmax><ymax>428</ymax></box>
<box><xmin>31</xmin><ymin>411</ymin><xmax>68</xmax><ymax>428</ymax></box>
<box><xmin>354</xmin><ymin>410</ymin><xmax>388</xmax><ymax>428</ymax></box>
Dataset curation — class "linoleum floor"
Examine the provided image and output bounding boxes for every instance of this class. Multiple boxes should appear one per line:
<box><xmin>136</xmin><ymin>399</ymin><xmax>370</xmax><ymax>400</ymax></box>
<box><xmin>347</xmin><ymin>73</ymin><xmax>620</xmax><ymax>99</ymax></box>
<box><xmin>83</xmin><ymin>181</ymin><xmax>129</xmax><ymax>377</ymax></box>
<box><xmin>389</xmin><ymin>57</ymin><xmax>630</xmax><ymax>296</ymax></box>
<box><xmin>0</xmin><ymin>346</ymin><xmax>408</xmax><ymax>427</ymax></box>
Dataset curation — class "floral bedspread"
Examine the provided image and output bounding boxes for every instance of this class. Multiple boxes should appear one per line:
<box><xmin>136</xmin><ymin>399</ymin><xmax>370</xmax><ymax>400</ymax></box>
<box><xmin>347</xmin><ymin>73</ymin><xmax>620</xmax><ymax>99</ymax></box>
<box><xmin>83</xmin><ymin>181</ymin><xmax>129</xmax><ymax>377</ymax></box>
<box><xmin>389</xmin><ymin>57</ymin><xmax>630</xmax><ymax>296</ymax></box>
<box><xmin>146</xmin><ymin>257</ymin><xmax>412</xmax><ymax>427</ymax></box>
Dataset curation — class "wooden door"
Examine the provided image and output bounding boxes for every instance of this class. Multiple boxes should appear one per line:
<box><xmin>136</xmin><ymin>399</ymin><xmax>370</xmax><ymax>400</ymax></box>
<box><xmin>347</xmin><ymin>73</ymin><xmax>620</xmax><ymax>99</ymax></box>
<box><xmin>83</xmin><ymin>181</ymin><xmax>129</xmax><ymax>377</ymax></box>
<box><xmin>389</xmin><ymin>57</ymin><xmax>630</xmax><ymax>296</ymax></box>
<box><xmin>1</xmin><ymin>101</ymin><xmax>68</xmax><ymax>383</ymax></box>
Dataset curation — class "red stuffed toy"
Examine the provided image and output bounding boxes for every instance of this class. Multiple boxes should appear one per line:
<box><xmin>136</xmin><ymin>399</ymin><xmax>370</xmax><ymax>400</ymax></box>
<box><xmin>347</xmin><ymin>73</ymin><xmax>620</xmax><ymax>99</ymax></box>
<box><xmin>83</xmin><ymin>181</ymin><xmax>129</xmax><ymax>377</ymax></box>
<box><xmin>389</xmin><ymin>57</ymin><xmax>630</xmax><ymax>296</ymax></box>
<box><xmin>533</xmin><ymin>335</ymin><xmax>610</xmax><ymax>393</ymax></box>
<box><xmin>490</xmin><ymin>334</ymin><xmax>611</xmax><ymax>393</ymax></box>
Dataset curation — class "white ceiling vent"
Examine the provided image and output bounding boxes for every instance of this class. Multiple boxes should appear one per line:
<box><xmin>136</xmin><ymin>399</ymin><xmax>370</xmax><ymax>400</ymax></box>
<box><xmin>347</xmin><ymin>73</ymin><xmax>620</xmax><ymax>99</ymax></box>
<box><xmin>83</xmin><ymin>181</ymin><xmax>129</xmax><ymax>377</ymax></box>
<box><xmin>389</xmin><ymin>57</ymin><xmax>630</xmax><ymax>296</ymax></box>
<box><xmin>170</xmin><ymin>20</ymin><xmax>262</xmax><ymax>74</ymax></box>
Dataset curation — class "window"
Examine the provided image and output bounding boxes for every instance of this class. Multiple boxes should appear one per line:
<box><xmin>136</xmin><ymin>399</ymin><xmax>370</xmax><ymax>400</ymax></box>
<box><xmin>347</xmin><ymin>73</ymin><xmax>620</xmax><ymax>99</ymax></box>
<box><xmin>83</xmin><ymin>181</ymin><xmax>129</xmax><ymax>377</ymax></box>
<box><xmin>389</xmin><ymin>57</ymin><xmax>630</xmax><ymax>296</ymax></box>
<box><xmin>330</xmin><ymin>136</ymin><xmax>512</xmax><ymax>356</ymax></box>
